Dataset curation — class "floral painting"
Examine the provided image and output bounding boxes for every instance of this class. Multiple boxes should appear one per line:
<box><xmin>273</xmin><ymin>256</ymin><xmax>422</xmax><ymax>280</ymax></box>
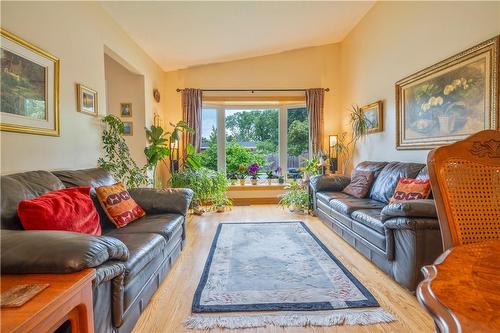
<box><xmin>396</xmin><ymin>36</ymin><xmax>498</xmax><ymax>149</ymax></box>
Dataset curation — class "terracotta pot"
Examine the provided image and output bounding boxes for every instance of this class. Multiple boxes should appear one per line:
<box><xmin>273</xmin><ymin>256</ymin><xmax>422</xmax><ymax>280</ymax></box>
<box><xmin>251</xmin><ymin>179</ymin><xmax>258</xmax><ymax>185</ymax></box>
<box><xmin>239</xmin><ymin>179</ymin><xmax>246</xmax><ymax>186</ymax></box>
<box><xmin>215</xmin><ymin>206</ymin><xmax>225</xmax><ymax>213</ymax></box>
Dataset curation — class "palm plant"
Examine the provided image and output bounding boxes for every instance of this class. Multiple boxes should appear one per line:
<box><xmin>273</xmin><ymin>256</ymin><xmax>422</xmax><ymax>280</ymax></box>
<box><xmin>333</xmin><ymin>105</ymin><xmax>370</xmax><ymax>174</ymax></box>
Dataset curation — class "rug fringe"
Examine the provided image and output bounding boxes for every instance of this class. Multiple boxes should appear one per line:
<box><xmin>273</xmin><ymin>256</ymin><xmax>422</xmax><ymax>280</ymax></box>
<box><xmin>184</xmin><ymin>308</ymin><xmax>396</xmax><ymax>329</ymax></box>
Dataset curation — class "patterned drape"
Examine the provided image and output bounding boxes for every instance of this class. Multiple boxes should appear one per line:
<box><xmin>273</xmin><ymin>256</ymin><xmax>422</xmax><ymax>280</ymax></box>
<box><xmin>182</xmin><ymin>88</ymin><xmax>203</xmax><ymax>153</ymax></box>
<box><xmin>306</xmin><ymin>88</ymin><xmax>325</xmax><ymax>155</ymax></box>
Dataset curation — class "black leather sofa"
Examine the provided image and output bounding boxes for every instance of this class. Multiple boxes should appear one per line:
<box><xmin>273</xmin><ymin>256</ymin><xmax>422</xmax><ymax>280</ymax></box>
<box><xmin>310</xmin><ymin>161</ymin><xmax>443</xmax><ymax>291</ymax></box>
<box><xmin>0</xmin><ymin>168</ymin><xmax>193</xmax><ymax>333</ymax></box>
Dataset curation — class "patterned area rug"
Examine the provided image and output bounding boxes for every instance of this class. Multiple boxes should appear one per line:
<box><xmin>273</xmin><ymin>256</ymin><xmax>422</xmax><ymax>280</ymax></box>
<box><xmin>185</xmin><ymin>221</ymin><xmax>395</xmax><ymax>329</ymax></box>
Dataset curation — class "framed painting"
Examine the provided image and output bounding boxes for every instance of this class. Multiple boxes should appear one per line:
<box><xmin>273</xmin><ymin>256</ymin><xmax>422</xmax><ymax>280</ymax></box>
<box><xmin>120</xmin><ymin>103</ymin><xmax>132</xmax><ymax>117</ymax></box>
<box><xmin>123</xmin><ymin>121</ymin><xmax>133</xmax><ymax>136</ymax></box>
<box><xmin>0</xmin><ymin>29</ymin><xmax>59</xmax><ymax>136</ymax></box>
<box><xmin>361</xmin><ymin>100</ymin><xmax>383</xmax><ymax>134</ymax></box>
<box><xmin>77</xmin><ymin>84</ymin><xmax>98</xmax><ymax>116</ymax></box>
<box><xmin>396</xmin><ymin>36</ymin><xmax>499</xmax><ymax>150</ymax></box>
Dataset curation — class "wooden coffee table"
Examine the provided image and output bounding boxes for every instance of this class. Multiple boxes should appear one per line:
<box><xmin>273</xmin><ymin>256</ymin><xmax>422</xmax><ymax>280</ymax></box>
<box><xmin>417</xmin><ymin>240</ymin><xmax>500</xmax><ymax>333</ymax></box>
<box><xmin>1</xmin><ymin>269</ymin><xmax>95</xmax><ymax>333</ymax></box>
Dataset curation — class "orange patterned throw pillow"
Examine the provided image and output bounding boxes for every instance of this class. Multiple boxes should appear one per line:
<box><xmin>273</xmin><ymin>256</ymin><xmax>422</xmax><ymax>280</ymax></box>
<box><xmin>95</xmin><ymin>182</ymin><xmax>145</xmax><ymax>228</ymax></box>
<box><xmin>389</xmin><ymin>178</ymin><xmax>431</xmax><ymax>204</ymax></box>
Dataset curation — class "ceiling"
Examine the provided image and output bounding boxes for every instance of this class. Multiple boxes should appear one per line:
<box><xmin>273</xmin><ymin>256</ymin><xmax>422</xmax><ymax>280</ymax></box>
<box><xmin>100</xmin><ymin>1</ymin><xmax>375</xmax><ymax>71</ymax></box>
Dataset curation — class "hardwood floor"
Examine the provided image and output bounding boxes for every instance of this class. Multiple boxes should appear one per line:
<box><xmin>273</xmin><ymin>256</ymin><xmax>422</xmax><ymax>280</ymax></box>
<box><xmin>132</xmin><ymin>205</ymin><xmax>434</xmax><ymax>333</ymax></box>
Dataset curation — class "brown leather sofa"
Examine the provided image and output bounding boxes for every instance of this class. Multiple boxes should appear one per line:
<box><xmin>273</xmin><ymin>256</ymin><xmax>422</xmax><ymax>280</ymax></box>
<box><xmin>0</xmin><ymin>168</ymin><xmax>193</xmax><ymax>333</ymax></box>
<box><xmin>310</xmin><ymin>161</ymin><xmax>443</xmax><ymax>291</ymax></box>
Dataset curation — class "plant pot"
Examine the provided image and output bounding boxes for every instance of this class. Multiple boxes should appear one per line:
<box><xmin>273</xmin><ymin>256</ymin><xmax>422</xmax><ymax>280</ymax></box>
<box><xmin>192</xmin><ymin>205</ymin><xmax>205</xmax><ymax>216</ymax></box>
<box><xmin>278</xmin><ymin>177</ymin><xmax>285</xmax><ymax>184</ymax></box>
<box><xmin>251</xmin><ymin>179</ymin><xmax>258</xmax><ymax>185</ymax></box>
<box><xmin>215</xmin><ymin>205</ymin><xmax>225</xmax><ymax>213</ymax></box>
<box><xmin>239</xmin><ymin>179</ymin><xmax>246</xmax><ymax>186</ymax></box>
<box><xmin>267</xmin><ymin>179</ymin><xmax>272</xmax><ymax>185</ymax></box>
<box><xmin>230</xmin><ymin>179</ymin><xmax>237</xmax><ymax>186</ymax></box>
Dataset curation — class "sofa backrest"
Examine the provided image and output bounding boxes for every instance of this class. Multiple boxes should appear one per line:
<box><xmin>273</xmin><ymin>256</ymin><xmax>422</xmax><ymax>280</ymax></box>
<box><xmin>354</xmin><ymin>161</ymin><xmax>388</xmax><ymax>178</ymax></box>
<box><xmin>369</xmin><ymin>162</ymin><xmax>426</xmax><ymax>203</ymax></box>
<box><xmin>52</xmin><ymin>168</ymin><xmax>117</xmax><ymax>231</ymax></box>
<box><xmin>0</xmin><ymin>171</ymin><xmax>65</xmax><ymax>230</ymax></box>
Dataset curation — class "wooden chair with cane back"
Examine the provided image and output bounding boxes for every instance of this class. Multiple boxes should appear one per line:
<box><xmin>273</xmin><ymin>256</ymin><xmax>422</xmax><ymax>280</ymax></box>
<box><xmin>427</xmin><ymin>129</ymin><xmax>500</xmax><ymax>251</ymax></box>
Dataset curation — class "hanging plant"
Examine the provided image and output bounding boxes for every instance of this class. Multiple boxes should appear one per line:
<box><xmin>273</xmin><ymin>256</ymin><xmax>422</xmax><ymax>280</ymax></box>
<box><xmin>98</xmin><ymin>115</ymin><xmax>149</xmax><ymax>188</ymax></box>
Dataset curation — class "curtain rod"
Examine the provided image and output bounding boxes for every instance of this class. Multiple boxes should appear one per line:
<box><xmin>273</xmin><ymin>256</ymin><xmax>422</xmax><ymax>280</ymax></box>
<box><xmin>175</xmin><ymin>88</ymin><xmax>330</xmax><ymax>93</ymax></box>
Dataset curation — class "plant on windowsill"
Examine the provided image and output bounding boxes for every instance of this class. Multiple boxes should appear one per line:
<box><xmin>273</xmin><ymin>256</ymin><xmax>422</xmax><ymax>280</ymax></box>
<box><xmin>266</xmin><ymin>170</ymin><xmax>274</xmax><ymax>185</ymax></box>
<box><xmin>279</xmin><ymin>181</ymin><xmax>309</xmax><ymax>214</ymax></box>
<box><xmin>248</xmin><ymin>163</ymin><xmax>260</xmax><ymax>185</ymax></box>
<box><xmin>236</xmin><ymin>164</ymin><xmax>247</xmax><ymax>185</ymax></box>
<box><xmin>98</xmin><ymin>115</ymin><xmax>150</xmax><ymax>188</ymax></box>
<box><xmin>333</xmin><ymin>105</ymin><xmax>371</xmax><ymax>175</ymax></box>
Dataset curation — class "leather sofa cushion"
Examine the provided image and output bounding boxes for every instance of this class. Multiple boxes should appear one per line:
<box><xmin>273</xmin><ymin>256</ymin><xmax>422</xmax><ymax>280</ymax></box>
<box><xmin>108</xmin><ymin>232</ymin><xmax>166</xmax><ymax>282</ymax></box>
<box><xmin>369</xmin><ymin>162</ymin><xmax>425</xmax><ymax>203</ymax></box>
<box><xmin>354</xmin><ymin>161</ymin><xmax>388</xmax><ymax>177</ymax></box>
<box><xmin>52</xmin><ymin>168</ymin><xmax>116</xmax><ymax>188</ymax></box>
<box><xmin>105</xmin><ymin>213</ymin><xmax>184</xmax><ymax>241</ymax></box>
<box><xmin>1</xmin><ymin>171</ymin><xmax>65</xmax><ymax>230</ymax></box>
<box><xmin>350</xmin><ymin>209</ymin><xmax>385</xmax><ymax>234</ymax></box>
<box><xmin>316</xmin><ymin>192</ymin><xmax>351</xmax><ymax>205</ymax></box>
<box><xmin>329</xmin><ymin>197</ymin><xmax>384</xmax><ymax>216</ymax></box>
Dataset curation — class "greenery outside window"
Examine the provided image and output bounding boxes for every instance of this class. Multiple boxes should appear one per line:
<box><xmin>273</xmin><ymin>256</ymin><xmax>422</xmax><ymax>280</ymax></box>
<box><xmin>199</xmin><ymin>103</ymin><xmax>309</xmax><ymax>180</ymax></box>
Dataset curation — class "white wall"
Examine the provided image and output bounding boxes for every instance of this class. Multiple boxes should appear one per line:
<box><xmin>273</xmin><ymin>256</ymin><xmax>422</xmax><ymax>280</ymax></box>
<box><xmin>104</xmin><ymin>54</ymin><xmax>146</xmax><ymax>165</ymax></box>
<box><xmin>1</xmin><ymin>2</ymin><xmax>164</xmax><ymax>174</ymax></box>
<box><xmin>339</xmin><ymin>1</ymin><xmax>500</xmax><ymax>166</ymax></box>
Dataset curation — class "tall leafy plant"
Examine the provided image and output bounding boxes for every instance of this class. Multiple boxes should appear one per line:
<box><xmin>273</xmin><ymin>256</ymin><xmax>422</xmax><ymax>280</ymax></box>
<box><xmin>333</xmin><ymin>105</ymin><xmax>370</xmax><ymax>174</ymax></box>
<box><xmin>98</xmin><ymin>115</ymin><xmax>149</xmax><ymax>188</ymax></box>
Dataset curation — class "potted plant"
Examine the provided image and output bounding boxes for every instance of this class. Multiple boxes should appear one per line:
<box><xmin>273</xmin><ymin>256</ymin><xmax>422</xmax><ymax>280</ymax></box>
<box><xmin>301</xmin><ymin>156</ymin><xmax>321</xmax><ymax>182</ymax></box>
<box><xmin>237</xmin><ymin>164</ymin><xmax>247</xmax><ymax>185</ymax></box>
<box><xmin>227</xmin><ymin>172</ymin><xmax>237</xmax><ymax>186</ymax></box>
<box><xmin>332</xmin><ymin>105</ymin><xmax>370</xmax><ymax>174</ymax></box>
<box><xmin>248</xmin><ymin>163</ymin><xmax>260</xmax><ymax>185</ymax></box>
<box><xmin>279</xmin><ymin>181</ymin><xmax>309</xmax><ymax>214</ymax></box>
<box><xmin>266</xmin><ymin>170</ymin><xmax>274</xmax><ymax>185</ymax></box>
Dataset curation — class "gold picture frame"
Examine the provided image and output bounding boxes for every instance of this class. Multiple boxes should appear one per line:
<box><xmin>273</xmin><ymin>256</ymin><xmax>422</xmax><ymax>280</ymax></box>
<box><xmin>122</xmin><ymin>121</ymin><xmax>133</xmax><ymax>136</ymax></box>
<box><xmin>361</xmin><ymin>101</ymin><xmax>383</xmax><ymax>134</ymax></box>
<box><xmin>77</xmin><ymin>84</ymin><xmax>98</xmax><ymax>116</ymax></box>
<box><xmin>120</xmin><ymin>103</ymin><xmax>132</xmax><ymax>117</ymax></box>
<box><xmin>396</xmin><ymin>36</ymin><xmax>499</xmax><ymax>150</ymax></box>
<box><xmin>0</xmin><ymin>28</ymin><xmax>60</xmax><ymax>136</ymax></box>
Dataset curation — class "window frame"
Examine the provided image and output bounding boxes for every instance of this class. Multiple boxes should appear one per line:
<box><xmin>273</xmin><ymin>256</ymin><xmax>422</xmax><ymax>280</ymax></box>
<box><xmin>202</xmin><ymin>102</ymin><xmax>309</xmax><ymax>179</ymax></box>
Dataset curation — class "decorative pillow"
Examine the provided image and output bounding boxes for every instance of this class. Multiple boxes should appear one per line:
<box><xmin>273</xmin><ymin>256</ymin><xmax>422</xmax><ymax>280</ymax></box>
<box><xmin>18</xmin><ymin>187</ymin><xmax>101</xmax><ymax>235</ymax></box>
<box><xmin>389</xmin><ymin>178</ymin><xmax>431</xmax><ymax>204</ymax></box>
<box><xmin>95</xmin><ymin>182</ymin><xmax>145</xmax><ymax>228</ymax></box>
<box><xmin>342</xmin><ymin>170</ymin><xmax>375</xmax><ymax>198</ymax></box>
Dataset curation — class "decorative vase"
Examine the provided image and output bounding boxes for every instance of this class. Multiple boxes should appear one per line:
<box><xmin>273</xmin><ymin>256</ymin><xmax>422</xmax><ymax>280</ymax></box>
<box><xmin>251</xmin><ymin>179</ymin><xmax>258</xmax><ymax>185</ymax></box>
<box><xmin>239</xmin><ymin>179</ymin><xmax>246</xmax><ymax>186</ymax></box>
<box><xmin>267</xmin><ymin>179</ymin><xmax>272</xmax><ymax>185</ymax></box>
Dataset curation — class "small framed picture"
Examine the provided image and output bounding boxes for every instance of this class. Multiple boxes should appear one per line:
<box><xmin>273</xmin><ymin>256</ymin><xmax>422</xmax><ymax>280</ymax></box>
<box><xmin>361</xmin><ymin>100</ymin><xmax>383</xmax><ymax>134</ymax></box>
<box><xmin>120</xmin><ymin>103</ymin><xmax>132</xmax><ymax>117</ymax></box>
<box><xmin>77</xmin><ymin>84</ymin><xmax>98</xmax><ymax>116</ymax></box>
<box><xmin>123</xmin><ymin>121</ymin><xmax>133</xmax><ymax>136</ymax></box>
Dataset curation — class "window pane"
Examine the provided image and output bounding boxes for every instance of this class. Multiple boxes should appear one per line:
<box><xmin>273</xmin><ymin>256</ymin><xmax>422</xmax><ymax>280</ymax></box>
<box><xmin>287</xmin><ymin>107</ymin><xmax>308</xmax><ymax>179</ymax></box>
<box><xmin>225</xmin><ymin>109</ymin><xmax>279</xmax><ymax>178</ymax></box>
<box><xmin>199</xmin><ymin>108</ymin><xmax>218</xmax><ymax>171</ymax></box>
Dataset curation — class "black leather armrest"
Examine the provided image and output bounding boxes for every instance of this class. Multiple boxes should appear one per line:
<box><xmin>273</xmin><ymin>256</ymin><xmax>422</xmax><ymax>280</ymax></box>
<box><xmin>309</xmin><ymin>175</ymin><xmax>351</xmax><ymax>193</ymax></box>
<box><xmin>381</xmin><ymin>199</ymin><xmax>437</xmax><ymax>221</ymax></box>
<box><xmin>384</xmin><ymin>217</ymin><xmax>440</xmax><ymax>230</ymax></box>
<box><xmin>1</xmin><ymin>230</ymin><xmax>129</xmax><ymax>274</ymax></box>
<box><xmin>128</xmin><ymin>187</ymin><xmax>193</xmax><ymax>216</ymax></box>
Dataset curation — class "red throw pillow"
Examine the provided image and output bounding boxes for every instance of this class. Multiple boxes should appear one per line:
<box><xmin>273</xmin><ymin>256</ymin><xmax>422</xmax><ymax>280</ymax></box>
<box><xmin>18</xmin><ymin>187</ymin><xmax>101</xmax><ymax>235</ymax></box>
<box><xmin>389</xmin><ymin>178</ymin><xmax>431</xmax><ymax>204</ymax></box>
<box><xmin>95</xmin><ymin>182</ymin><xmax>145</xmax><ymax>228</ymax></box>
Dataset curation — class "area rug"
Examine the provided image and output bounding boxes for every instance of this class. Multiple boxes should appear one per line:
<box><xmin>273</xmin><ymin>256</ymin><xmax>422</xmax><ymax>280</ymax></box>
<box><xmin>185</xmin><ymin>221</ymin><xmax>395</xmax><ymax>329</ymax></box>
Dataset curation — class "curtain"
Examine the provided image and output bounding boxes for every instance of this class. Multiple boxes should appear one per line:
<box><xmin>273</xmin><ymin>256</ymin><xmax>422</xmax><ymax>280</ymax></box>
<box><xmin>306</xmin><ymin>88</ymin><xmax>325</xmax><ymax>155</ymax></box>
<box><xmin>182</xmin><ymin>88</ymin><xmax>203</xmax><ymax>153</ymax></box>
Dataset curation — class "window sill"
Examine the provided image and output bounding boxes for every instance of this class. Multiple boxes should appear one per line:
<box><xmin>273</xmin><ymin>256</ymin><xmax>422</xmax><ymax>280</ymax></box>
<box><xmin>228</xmin><ymin>184</ymin><xmax>286</xmax><ymax>191</ymax></box>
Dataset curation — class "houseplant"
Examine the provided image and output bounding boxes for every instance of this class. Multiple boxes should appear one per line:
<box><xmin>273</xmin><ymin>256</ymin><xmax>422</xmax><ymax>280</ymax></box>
<box><xmin>248</xmin><ymin>163</ymin><xmax>260</xmax><ymax>185</ymax></box>
<box><xmin>333</xmin><ymin>105</ymin><xmax>370</xmax><ymax>174</ymax></box>
<box><xmin>279</xmin><ymin>181</ymin><xmax>309</xmax><ymax>214</ymax></box>
<box><xmin>144</xmin><ymin>121</ymin><xmax>200</xmax><ymax>188</ymax></box>
<box><xmin>98</xmin><ymin>115</ymin><xmax>149</xmax><ymax>188</ymax></box>
<box><xmin>266</xmin><ymin>170</ymin><xmax>274</xmax><ymax>185</ymax></box>
<box><xmin>236</xmin><ymin>164</ymin><xmax>247</xmax><ymax>185</ymax></box>
<box><xmin>301</xmin><ymin>155</ymin><xmax>321</xmax><ymax>181</ymax></box>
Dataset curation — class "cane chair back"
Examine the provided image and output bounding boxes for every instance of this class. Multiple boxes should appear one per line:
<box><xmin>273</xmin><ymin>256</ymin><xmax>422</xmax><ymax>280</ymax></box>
<box><xmin>427</xmin><ymin>130</ymin><xmax>500</xmax><ymax>250</ymax></box>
